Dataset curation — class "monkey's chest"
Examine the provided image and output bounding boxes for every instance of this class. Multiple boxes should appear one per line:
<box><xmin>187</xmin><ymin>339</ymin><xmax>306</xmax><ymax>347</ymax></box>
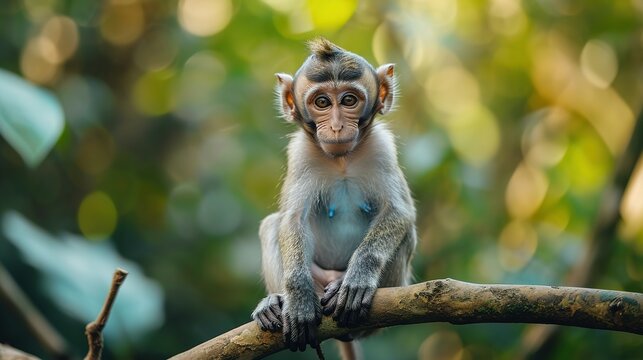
<box><xmin>310</xmin><ymin>180</ymin><xmax>373</xmax><ymax>270</ymax></box>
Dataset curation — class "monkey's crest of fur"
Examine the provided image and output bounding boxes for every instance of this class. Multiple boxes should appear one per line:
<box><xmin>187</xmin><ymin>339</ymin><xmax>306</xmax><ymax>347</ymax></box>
<box><xmin>307</xmin><ymin>37</ymin><xmax>344</xmax><ymax>61</ymax></box>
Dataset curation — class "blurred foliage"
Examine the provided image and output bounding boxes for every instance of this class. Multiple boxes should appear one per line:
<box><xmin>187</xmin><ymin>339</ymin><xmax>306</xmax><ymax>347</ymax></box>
<box><xmin>0</xmin><ymin>0</ymin><xmax>642</xmax><ymax>359</ymax></box>
<box><xmin>0</xmin><ymin>69</ymin><xmax>63</xmax><ymax>168</ymax></box>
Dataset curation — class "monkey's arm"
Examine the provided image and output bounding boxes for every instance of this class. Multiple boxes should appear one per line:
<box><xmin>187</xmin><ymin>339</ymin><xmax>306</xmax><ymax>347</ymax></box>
<box><xmin>277</xmin><ymin>200</ymin><xmax>323</xmax><ymax>351</ymax></box>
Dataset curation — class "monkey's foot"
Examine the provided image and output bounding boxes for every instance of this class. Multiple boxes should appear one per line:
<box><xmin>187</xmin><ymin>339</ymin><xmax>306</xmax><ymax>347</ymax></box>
<box><xmin>321</xmin><ymin>277</ymin><xmax>376</xmax><ymax>327</ymax></box>
<box><xmin>251</xmin><ymin>294</ymin><xmax>283</xmax><ymax>331</ymax></box>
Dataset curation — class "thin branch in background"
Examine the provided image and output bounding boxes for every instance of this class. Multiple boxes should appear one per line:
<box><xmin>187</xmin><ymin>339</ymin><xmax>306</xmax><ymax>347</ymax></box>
<box><xmin>0</xmin><ymin>263</ymin><xmax>68</xmax><ymax>359</ymax></box>
<box><xmin>0</xmin><ymin>343</ymin><xmax>41</xmax><ymax>360</ymax></box>
<box><xmin>169</xmin><ymin>279</ymin><xmax>643</xmax><ymax>360</ymax></box>
<box><xmin>84</xmin><ymin>268</ymin><xmax>128</xmax><ymax>360</ymax></box>
<box><xmin>521</xmin><ymin>111</ymin><xmax>643</xmax><ymax>358</ymax></box>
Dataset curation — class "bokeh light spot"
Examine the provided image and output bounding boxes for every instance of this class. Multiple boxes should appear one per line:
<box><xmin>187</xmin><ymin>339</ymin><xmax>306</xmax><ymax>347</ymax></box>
<box><xmin>426</xmin><ymin>66</ymin><xmax>480</xmax><ymax>115</ymax></box>
<box><xmin>561</xmin><ymin>132</ymin><xmax>610</xmax><ymax>194</ymax></box>
<box><xmin>134</xmin><ymin>30</ymin><xmax>179</xmax><ymax>71</ymax></box>
<box><xmin>20</xmin><ymin>37</ymin><xmax>60</xmax><ymax>84</ymax></box>
<box><xmin>133</xmin><ymin>69</ymin><xmax>176</xmax><ymax>116</ymax></box>
<box><xmin>307</xmin><ymin>0</ymin><xmax>357</xmax><ymax>31</ymax></box>
<box><xmin>261</xmin><ymin>0</ymin><xmax>298</xmax><ymax>13</ymax></box>
<box><xmin>489</xmin><ymin>0</ymin><xmax>526</xmax><ymax>36</ymax></box>
<box><xmin>19</xmin><ymin>15</ymin><xmax>79</xmax><ymax>85</ymax></box>
<box><xmin>402</xmin><ymin>0</ymin><xmax>458</xmax><ymax>31</ymax></box>
<box><xmin>580</xmin><ymin>39</ymin><xmax>618</xmax><ymax>89</ymax></box>
<box><xmin>178</xmin><ymin>0</ymin><xmax>233</xmax><ymax>37</ymax></box>
<box><xmin>498</xmin><ymin>220</ymin><xmax>538</xmax><ymax>271</ymax></box>
<box><xmin>197</xmin><ymin>189</ymin><xmax>242</xmax><ymax>236</ymax></box>
<box><xmin>445</xmin><ymin>106</ymin><xmax>500</xmax><ymax>166</ymax></box>
<box><xmin>100</xmin><ymin>0</ymin><xmax>145</xmax><ymax>46</ymax></box>
<box><xmin>23</xmin><ymin>0</ymin><xmax>57</xmax><ymax>22</ymax></box>
<box><xmin>175</xmin><ymin>51</ymin><xmax>226</xmax><ymax>123</ymax></box>
<box><xmin>402</xmin><ymin>133</ymin><xmax>447</xmax><ymax>177</ymax></box>
<box><xmin>41</xmin><ymin>16</ymin><xmax>79</xmax><ymax>64</ymax></box>
<box><xmin>621</xmin><ymin>158</ymin><xmax>643</xmax><ymax>233</ymax></box>
<box><xmin>78</xmin><ymin>191</ymin><xmax>118</xmax><ymax>240</ymax></box>
<box><xmin>505</xmin><ymin>162</ymin><xmax>548</xmax><ymax>219</ymax></box>
<box><xmin>418</xmin><ymin>330</ymin><xmax>463</xmax><ymax>360</ymax></box>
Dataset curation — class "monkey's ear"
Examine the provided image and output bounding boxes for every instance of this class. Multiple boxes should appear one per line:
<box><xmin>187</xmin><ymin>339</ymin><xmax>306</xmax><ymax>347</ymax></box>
<box><xmin>275</xmin><ymin>73</ymin><xmax>297</xmax><ymax>122</ymax></box>
<box><xmin>376</xmin><ymin>64</ymin><xmax>397</xmax><ymax>115</ymax></box>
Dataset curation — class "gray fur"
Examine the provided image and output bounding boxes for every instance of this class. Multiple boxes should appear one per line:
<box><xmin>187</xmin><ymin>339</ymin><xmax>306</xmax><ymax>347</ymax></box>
<box><xmin>252</xmin><ymin>40</ymin><xmax>416</xmax><ymax>358</ymax></box>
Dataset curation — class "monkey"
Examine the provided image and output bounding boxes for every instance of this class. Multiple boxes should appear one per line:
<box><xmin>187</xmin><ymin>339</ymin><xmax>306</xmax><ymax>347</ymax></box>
<box><xmin>251</xmin><ymin>38</ymin><xmax>417</xmax><ymax>359</ymax></box>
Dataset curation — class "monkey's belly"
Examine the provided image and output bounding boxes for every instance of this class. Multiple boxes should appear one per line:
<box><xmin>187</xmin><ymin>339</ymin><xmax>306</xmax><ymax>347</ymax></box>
<box><xmin>310</xmin><ymin>180</ymin><xmax>372</xmax><ymax>270</ymax></box>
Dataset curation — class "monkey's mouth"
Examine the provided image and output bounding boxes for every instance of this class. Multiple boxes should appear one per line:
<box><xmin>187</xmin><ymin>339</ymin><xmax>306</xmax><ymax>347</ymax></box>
<box><xmin>319</xmin><ymin>139</ymin><xmax>356</xmax><ymax>157</ymax></box>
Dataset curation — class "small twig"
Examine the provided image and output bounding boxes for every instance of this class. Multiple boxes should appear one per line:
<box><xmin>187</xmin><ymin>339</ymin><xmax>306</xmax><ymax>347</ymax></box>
<box><xmin>84</xmin><ymin>268</ymin><xmax>128</xmax><ymax>360</ymax></box>
<box><xmin>0</xmin><ymin>263</ymin><xmax>68</xmax><ymax>359</ymax></box>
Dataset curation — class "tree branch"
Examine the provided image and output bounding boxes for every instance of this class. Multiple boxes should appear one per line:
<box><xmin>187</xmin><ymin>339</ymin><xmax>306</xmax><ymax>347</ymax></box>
<box><xmin>0</xmin><ymin>343</ymin><xmax>41</xmax><ymax>360</ymax></box>
<box><xmin>170</xmin><ymin>279</ymin><xmax>643</xmax><ymax>360</ymax></box>
<box><xmin>0</xmin><ymin>263</ymin><xmax>68</xmax><ymax>359</ymax></box>
<box><xmin>83</xmin><ymin>268</ymin><xmax>128</xmax><ymax>360</ymax></box>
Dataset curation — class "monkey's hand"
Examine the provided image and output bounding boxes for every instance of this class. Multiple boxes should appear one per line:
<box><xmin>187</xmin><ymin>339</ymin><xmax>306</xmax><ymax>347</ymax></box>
<box><xmin>282</xmin><ymin>288</ymin><xmax>322</xmax><ymax>352</ymax></box>
<box><xmin>251</xmin><ymin>293</ymin><xmax>283</xmax><ymax>332</ymax></box>
<box><xmin>320</xmin><ymin>273</ymin><xmax>377</xmax><ymax>327</ymax></box>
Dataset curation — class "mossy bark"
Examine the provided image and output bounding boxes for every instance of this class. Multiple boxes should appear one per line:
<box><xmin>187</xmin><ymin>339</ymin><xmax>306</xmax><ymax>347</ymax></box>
<box><xmin>170</xmin><ymin>279</ymin><xmax>643</xmax><ymax>360</ymax></box>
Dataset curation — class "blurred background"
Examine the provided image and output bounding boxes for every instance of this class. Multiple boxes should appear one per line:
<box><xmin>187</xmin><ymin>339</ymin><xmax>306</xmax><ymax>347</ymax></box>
<box><xmin>0</xmin><ymin>0</ymin><xmax>642</xmax><ymax>359</ymax></box>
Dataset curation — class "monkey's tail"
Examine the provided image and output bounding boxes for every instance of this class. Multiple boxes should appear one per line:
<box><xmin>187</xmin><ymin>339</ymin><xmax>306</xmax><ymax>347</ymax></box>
<box><xmin>314</xmin><ymin>344</ymin><xmax>326</xmax><ymax>360</ymax></box>
<box><xmin>336</xmin><ymin>340</ymin><xmax>361</xmax><ymax>360</ymax></box>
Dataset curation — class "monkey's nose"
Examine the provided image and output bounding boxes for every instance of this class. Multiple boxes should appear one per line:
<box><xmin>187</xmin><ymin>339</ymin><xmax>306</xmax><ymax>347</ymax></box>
<box><xmin>331</xmin><ymin>123</ymin><xmax>343</xmax><ymax>133</ymax></box>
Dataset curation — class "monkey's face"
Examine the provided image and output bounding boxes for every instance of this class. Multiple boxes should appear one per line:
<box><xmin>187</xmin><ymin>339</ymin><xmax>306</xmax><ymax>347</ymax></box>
<box><xmin>275</xmin><ymin>41</ymin><xmax>396</xmax><ymax>158</ymax></box>
<box><xmin>301</xmin><ymin>82</ymin><xmax>370</xmax><ymax>157</ymax></box>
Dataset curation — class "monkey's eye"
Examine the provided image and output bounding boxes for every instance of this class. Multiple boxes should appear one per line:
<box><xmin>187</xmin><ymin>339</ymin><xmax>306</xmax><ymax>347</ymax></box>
<box><xmin>341</xmin><ymin>94</ymin><xmax>358</xmax><ymax>107</ymax></box>
<box><xmin>314</xmin><ymin>96</ymin><xmax>331</xmax><ymax>109</ymax></box>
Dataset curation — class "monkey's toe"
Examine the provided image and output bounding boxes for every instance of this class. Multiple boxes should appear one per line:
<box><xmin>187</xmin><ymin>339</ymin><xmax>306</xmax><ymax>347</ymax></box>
<box><xmin>252</xmin><ymin>294</ymin><xmax>284</xmax><ymax>332</ymax></box>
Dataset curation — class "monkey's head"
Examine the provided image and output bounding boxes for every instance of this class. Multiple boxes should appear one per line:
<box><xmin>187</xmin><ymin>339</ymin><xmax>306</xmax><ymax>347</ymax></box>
<box><xmin>275</xmin><ymin>38</ymin><xmax>397</xmax><ymax>157</ymax></box>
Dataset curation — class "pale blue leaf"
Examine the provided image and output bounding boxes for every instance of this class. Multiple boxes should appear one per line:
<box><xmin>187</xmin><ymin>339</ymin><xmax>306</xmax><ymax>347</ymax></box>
<box><xmin>0</xmin><ymin>69</ymin><xmax>64</xmax><ymax>167</ymax></box>
<box><xmin>2</xmin><ymin>211</ymin><xmax>164</xmax><ymax>343</ymax></box>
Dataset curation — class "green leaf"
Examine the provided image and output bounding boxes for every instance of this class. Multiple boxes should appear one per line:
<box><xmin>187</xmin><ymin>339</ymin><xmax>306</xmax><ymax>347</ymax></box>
<box><xmin>0</xmin><ymin>69</ymin><xmax>64</xmax><ymax>167</ymax></box>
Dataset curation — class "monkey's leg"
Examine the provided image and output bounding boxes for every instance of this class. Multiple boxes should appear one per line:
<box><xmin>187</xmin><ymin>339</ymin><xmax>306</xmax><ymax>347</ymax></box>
<box><xmin>252</xmin><ymin>213</ymin><xmax>285</xmax><ymax>332</ymax></box>
<box><xmin>311</xmin><ymin>263</ymin><xmax>344</xmax><ymax>294</ymax></box>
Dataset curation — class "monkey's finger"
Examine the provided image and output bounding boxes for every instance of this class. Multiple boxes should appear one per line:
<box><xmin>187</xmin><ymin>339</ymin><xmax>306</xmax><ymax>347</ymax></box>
<box><xmin>358</xmin><ymin>287</ymin><xmax>376</xmax><ymax>322</ymax></box>
<box><xmin>320</xmin><ymin>290</ymin><xmax>336</xmax><ymax>306</ymax></box>
<box><xmin>296</xmin><ymin>319</ymin><xmax>307</xmax><ymax>352</ymax></box>
<box><xmin>338</xmin><ymin>307</ymin><xmax>351</xmax><ymax>327</ymax></box>
<box><xmin>335</xmin><ymin>288</ymin><xmax>356</xmax><ymax>325</ymax></box>
<box><xmin>350</xmin><ymin>287</ymin><xmax>365</xmax><ymax>312</ymax></box>
<box><xmin>347</xmin><ymin>287</ymin><xmax>365</xmax><ymax>326</ymax></box>
<box><xmin>323</xmin><ymin>293</ymin><xmax>338</xmax><ymax>315</ymax></box>
<box><xmin>264</xmin><ymin>307</ymin><xmax>282</xmax><ymax>329</ymax></box>
<box><xmin>306</xmin><ymin>320</ymin><xmax>319</xmax><ymax>349</ymax></box>
<box><xmin>338</xmin><ymin>290</ymin><xmax>356</xmax><ymax>326</ymax></box>
<box><xmin>268</xmin><ymin>302</ymin><xmax>282</xmax><ymax>317</ymax></box>
<box><xmin>336</xmin><ymin>287</ymin><xmax>350</xmax><ymax>311</ymax></box>
<box><xmin>321</xmin><ymin>282</ymin><xmax>340</xmax><ymax>305</ymax></box>
<box><xmin>283</xmin><ymin>315</ymin><xmax>297</xmax><ymax>352</ymax></box>
<box><xmin>256</xmin><ymin>312</ymin><xmax>270</xmax><ymax>331</ymax></box>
